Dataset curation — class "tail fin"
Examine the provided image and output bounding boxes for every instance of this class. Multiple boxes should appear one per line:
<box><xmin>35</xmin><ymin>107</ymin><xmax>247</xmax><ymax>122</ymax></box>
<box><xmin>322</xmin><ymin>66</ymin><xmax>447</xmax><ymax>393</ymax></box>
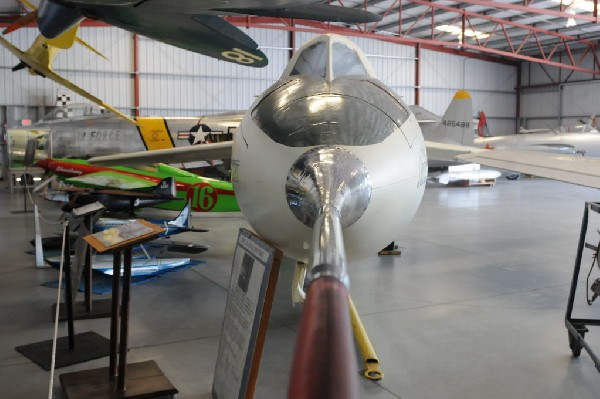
<box><xmin>423</xmin><ymin>90</ymin><xmax>473</xmax><ymax>145</ymax></box>
<box><xmin>153</xmin><ymin>177</ymin><xmax>177</xmax><ymax>198</ymax></box>
<box><xmin>137</xmin><ymin>117</ymin><xmax>176</xmax><ymax>150</ymax></box>
<box><xmin>168</xmin><ymin>201</ymin><xmax>191</xmax><ymax>228</ymax></box>
<box><xmin>477</xmin><ymin>111</ymin><xmax>491</xmax><ymax>137</ymax></box>
<box><xmin>582</xmin><ymin>114</ymin><xmax>596</xmax><ymax>132</ymax></box>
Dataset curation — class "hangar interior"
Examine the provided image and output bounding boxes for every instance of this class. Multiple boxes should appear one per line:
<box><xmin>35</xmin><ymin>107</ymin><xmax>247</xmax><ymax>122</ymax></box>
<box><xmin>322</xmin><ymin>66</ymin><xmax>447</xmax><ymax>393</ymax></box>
<box><xmin>1</xmin><ymin>1</ymin><xmax>600</xmax><ymax>398</ymax></box>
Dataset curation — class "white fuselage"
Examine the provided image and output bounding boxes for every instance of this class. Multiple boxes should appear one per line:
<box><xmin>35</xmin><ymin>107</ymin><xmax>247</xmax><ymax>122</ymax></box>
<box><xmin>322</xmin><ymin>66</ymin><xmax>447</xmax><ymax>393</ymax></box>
<box><xmin>232</xmin><ymin>108</ymin><xmax>426</xmax><ymax>262</ymax></box>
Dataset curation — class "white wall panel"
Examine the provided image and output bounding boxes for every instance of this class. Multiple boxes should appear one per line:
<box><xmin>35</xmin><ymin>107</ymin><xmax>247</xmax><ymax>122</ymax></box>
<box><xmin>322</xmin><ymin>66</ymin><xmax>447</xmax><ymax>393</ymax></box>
<box><xmin>520</xmin><ymin>47</ymin><xmax>600</xmax><ymax>130</ymax></box>
<box><xmin>521</xmin><ymin>61</ymin><xmax>559</xmax><ymax>86</ymax></box>
<box><xmin>562</xmin><ymin>82</ymin><xmax>600</xmax><ymax>117</ymax></box>
<box><xmin>0</xmin><ymin>26</ymin><xmax>132</xmax><ymax>115</ymax></box>
<box><xmin>137</xmin><ymin>28</ymin><xmax>288</xmax><ymax>115</ymax></box>
<box><xmin>53</xmin><ymin>28</ymin><xmax>132</xmax><ymax>72</ymax></box>
<box><xmin>1</xmin><ymin>25</ymin><xmax>521</xmax><ymax>132</ymax></box>
<box><xmin>421</xmin><ymin>49</ymin><xmax>466</xmax><ymax>91</ymax></box>
<box><xmin>520</xmin><ymin>90</ymin><xmax>560</xmax><ymax>118</ymax></box>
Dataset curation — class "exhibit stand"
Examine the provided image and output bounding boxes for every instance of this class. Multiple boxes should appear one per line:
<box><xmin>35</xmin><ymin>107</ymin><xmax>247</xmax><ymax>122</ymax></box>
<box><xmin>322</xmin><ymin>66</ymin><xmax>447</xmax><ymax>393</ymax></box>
<box><xmin>212</xmin><ymin>228</ymin><xmax>282</xmax><ymax>399</ymax></box>
<box><xmin>60</xmin><ymin>219</ymin><xmax>178</xmax><ymax>399</ymax></box>
<box><xmin>16</xmin><ymin>216</ymin><xmax>111</xmax><ymax>371</ymax></box>
<box><xmin>52</xmin><ymin>203</ymin><xmax>112</xmax><ymax>322</ymax></box>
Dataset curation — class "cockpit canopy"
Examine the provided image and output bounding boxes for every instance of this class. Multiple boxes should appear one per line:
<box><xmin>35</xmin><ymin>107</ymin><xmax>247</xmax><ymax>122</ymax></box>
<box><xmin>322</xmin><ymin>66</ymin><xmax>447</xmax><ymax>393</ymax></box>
<box><xmin>283</xmin><ymin>34</ymin><xmax>376</xmax><ymax>81</ymax></box>
<box><xmin>250</xmin><ymin>34</ymin><xmax>411</xmax><ymax>148</ymax></box>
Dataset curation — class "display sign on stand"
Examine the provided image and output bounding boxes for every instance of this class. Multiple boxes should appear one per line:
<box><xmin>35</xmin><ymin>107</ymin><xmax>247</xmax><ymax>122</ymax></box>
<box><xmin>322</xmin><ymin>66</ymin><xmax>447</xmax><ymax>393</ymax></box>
<box><xmin>60</xmin><ymin>219</ymin><xmax>178</xmax><ymax>399</ymax></box>
<box><xmin>212</xmin><ymin>228</ymin><xmax>282</xmax><ymax>399</ymax></box>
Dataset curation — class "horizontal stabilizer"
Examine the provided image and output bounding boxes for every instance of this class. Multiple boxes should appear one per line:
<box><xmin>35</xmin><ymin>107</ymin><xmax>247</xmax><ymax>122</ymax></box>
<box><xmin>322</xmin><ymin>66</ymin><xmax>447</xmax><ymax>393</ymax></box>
<box><xmin>182</xmin><ymin>228</ymin><xmax>209</xmax><ymax>233</ymax></box>
<box><xmin>161</xmin><ymin>242</ymin><xmax>209</xmax><ymax>254</ymax></box>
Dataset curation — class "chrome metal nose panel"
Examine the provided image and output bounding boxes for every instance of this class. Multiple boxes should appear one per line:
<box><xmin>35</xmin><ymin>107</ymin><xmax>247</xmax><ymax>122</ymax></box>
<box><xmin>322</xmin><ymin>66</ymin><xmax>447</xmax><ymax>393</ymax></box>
<box><xmin>252</xmin><ymin>76</ymin><xmax>410</xmax><ymax>147</ymax></box>
<box><xmin>285</xmin><ymin>146</ymin><xmax>372</xmax><ymax>229</ymax></box>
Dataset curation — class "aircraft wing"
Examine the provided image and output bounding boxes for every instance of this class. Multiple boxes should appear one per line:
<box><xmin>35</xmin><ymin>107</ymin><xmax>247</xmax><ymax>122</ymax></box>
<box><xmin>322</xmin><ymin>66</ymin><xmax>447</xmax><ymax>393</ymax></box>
<box><xmin>32</xmin><ymin>2</ymin><xmax>379</xmax><ymax>69</ymax></box>
<box><xmin>425</xmin><ymin>140</ymin><xmax>482</xmax><ymax>162</ymax></box>
<box><xmin>0</xmin><ymin>35</ymin><xmax>137</xmax><ymax>125</ymax></box>
<box><xmin>64</xmin><ymin>171</ymin><xmax>158</xmax><ymax>191</ymax></box>
<box><xmin>457</xmin><ymin>149</ymin><xmax>600</xmax><ymax>189</ymax></box>
<box><xmin>65</xmin><ymin>1</ymin><xmax>380</xmax><ymax>23</ymax></box>
<box><xmin>88</xmin><ymin>141</ymin><xmax>234</xmax><ymax>166</ymax></box>
<box><xmin>411</xmin><ymin>105</ymin><xmax>441</xmax><ymax>125</ymax></box>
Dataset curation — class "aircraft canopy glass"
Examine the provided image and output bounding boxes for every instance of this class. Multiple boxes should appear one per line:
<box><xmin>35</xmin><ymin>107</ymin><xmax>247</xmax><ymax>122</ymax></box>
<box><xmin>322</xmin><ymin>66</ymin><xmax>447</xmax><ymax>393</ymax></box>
<box><xmin>331</xmin><ymin>43</ymin><xmax>367</xmax><ymax>78</ymax></box>
<box><xmin>289</xmin><ymin>38</ymin><xmax>369</xmax><ymax>79</ymax></box>
<box><xmin>290</xmin><ymin>41</ymin><xmax>327</xmax><ymax>78</ymax></box>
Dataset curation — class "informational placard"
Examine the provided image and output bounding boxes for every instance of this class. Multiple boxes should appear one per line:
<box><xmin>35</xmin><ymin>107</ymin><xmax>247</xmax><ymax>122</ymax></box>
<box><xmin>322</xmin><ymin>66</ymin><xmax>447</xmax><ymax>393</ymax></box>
<box><xmin>83</xmin><ymin>219</ymin><xmax>163</xmax><ymax>253</ymax></box>
<box><xmin>212</xmin><ymin>228</ymin><xmax>282</xmax><ymax>399</ymax></box>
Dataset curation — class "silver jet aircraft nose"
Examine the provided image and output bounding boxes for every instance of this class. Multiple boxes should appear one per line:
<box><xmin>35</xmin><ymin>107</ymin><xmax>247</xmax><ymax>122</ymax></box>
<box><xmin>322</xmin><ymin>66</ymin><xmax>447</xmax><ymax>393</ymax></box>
<box><xmin>285</xmin><ymin>145</ymin><xmax>372</xmax><ymax>230</ymax></box>
<box><xmin>251</xmin><ymin>75</ymin><xmax>411</xmax><ymax>148</ymax></box>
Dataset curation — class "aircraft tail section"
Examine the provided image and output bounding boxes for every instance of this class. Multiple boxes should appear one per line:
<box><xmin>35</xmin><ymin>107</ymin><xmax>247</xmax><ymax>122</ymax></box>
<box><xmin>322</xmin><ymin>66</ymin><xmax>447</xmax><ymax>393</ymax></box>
<box><xmin>477</xmin><ymin>111</ymin><xmax>491</xmax><ymax>137</ymax></box>
<box><xmin>153</xmin><ymin>177</ymin><xmax>177</xmax><ymax>198</ymax></box>
<box><xmin>137</xmin><ymin>117</ymin><xmax>176</xmax><ymax>150</ymax></box>
<box><xmin>582</xmin><ymin>114</ymin><xmax>597</xmax><ymax>132</ymax></box>
<box><xmin>423</xmin><ymin>90</ymin><xmax>474</xmax><ymax>146</ymax></box>
<box><xmin>169</xmin><ymin>202</ymin><xmax>191</xmax><ymax>228</ymax></box>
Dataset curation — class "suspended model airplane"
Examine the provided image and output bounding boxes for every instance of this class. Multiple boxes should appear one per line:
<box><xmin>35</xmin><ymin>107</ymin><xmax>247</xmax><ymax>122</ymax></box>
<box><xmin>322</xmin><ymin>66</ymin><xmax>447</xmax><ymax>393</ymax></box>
<box><xmin>4</xmin><ymin>0</ymin><xmax>379</xmax><ymax>68</ymax></box>
<box><xmin>36</xmin><ymin>158</ymin><xmax>240</xmax><ymax>213</ymax></box>
<box><xmin>88</xmin><ymin>34</ymin><xmax>600</xmax><ymax>398</ymax></box>
<box><xmin>0</xmin><ymin>0</ymin><xmax>379</xmax><ymax>124</ymax></box>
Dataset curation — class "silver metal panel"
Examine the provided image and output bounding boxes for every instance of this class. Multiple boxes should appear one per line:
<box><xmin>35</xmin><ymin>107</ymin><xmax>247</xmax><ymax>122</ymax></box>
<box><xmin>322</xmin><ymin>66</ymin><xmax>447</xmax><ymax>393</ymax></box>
<box><xmin>521</xmin><ymin>90</ymin><xmax>560</xmax><ymax>119</ymax></box>
<box><xmin>251</xmin><ymin>75</ymin><xmax>409</xmax><ymax>147</ymax></box>
<box><xmin>563</xmin><ymin>83</ymin><xmax>600</xmax><ymax>118</ymax></box>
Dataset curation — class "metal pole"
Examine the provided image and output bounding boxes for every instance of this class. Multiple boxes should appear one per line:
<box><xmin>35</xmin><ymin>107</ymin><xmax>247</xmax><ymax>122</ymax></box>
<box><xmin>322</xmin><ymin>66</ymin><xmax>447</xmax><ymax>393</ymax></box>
<box><xmin>84</xmin><ymin>214</ymin><xmax>93</xmax><ymax>312</ymax></box>
<box><xmin>63</xmin><ymin>223</ymin><xmax>75</xmax><ymax>349</ymax></box>
<box><xmin>117</xmin><ymin>247</ymin><xmax>132</xmax><ymax>392</ymax></box>
<box><xmin>109</xmin><ymin>251</ymin><xmax>121</xmax><ymax>378</ymax></box>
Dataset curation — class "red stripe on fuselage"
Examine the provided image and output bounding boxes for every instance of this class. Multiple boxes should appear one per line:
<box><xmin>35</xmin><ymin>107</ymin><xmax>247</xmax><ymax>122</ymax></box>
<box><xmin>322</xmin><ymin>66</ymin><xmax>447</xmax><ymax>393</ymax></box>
<box><xmin>45</xmin><ymin>159</ymin><xmax>235</xmax><ymax>196</ymax></box>
<box><xmin>46</xmin><ymin>160</ymin><xmax>163</xmax><ymax>185</ymax></box>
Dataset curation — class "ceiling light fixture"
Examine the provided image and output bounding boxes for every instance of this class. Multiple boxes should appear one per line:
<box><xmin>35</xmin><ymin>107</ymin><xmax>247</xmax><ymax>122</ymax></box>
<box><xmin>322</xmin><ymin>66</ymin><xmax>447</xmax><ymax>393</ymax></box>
<box><xmin>435</xmin><ymin>24</ymin><xmax>490</xmax><ymax>42</ymax></box>
<box><xmin>551</xmin><ymin>0</ymin><xmax>595</xmax><ymax>13</ymax></box>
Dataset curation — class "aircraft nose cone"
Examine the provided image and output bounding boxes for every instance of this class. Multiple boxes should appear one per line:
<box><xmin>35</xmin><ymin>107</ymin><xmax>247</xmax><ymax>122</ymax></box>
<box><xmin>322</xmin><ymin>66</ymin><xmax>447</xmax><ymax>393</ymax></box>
<box><xmin>285</xmin><ymin>146</ymin><xmax>371</xmax><ymax>229</ymax></box>
<box><xmin>251</xmin><ymin>76</ymin><xmax>409</xmax><ymax>148</ymax></box>
<box><xmin>36</xmin><ymin>158</ymin><xmax>50</xmax><ymax>170</ymax></box>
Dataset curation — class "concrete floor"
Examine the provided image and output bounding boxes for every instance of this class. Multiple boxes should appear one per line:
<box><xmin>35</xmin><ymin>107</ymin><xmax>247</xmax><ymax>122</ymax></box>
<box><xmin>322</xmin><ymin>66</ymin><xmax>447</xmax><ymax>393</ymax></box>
<box><xmin>2</xmin><ymin>177</ymin><xmax>600</xmax><ymax>398</ymax></box>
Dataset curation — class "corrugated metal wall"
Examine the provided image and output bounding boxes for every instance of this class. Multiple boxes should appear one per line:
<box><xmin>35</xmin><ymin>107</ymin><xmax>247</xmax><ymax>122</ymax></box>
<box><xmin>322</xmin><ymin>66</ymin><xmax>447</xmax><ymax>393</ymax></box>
<box><xmin>138</xmin><ymin>28</ymin><xmax>288</xmax><ymax>116</ymax></box>
<box><xmin>520</xmin><ymin>52</ymin><xmax>600</xmax><ymax>130</ymax></box>
<box><xmin>421</xmin><ymin>49</ymin><xmax>518</xmax><ymax>135</ymax></box>
<box><xmin>1</xmin><ymin>26</ymin><xmax>518</xmax><ymax>136</ymax></box>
